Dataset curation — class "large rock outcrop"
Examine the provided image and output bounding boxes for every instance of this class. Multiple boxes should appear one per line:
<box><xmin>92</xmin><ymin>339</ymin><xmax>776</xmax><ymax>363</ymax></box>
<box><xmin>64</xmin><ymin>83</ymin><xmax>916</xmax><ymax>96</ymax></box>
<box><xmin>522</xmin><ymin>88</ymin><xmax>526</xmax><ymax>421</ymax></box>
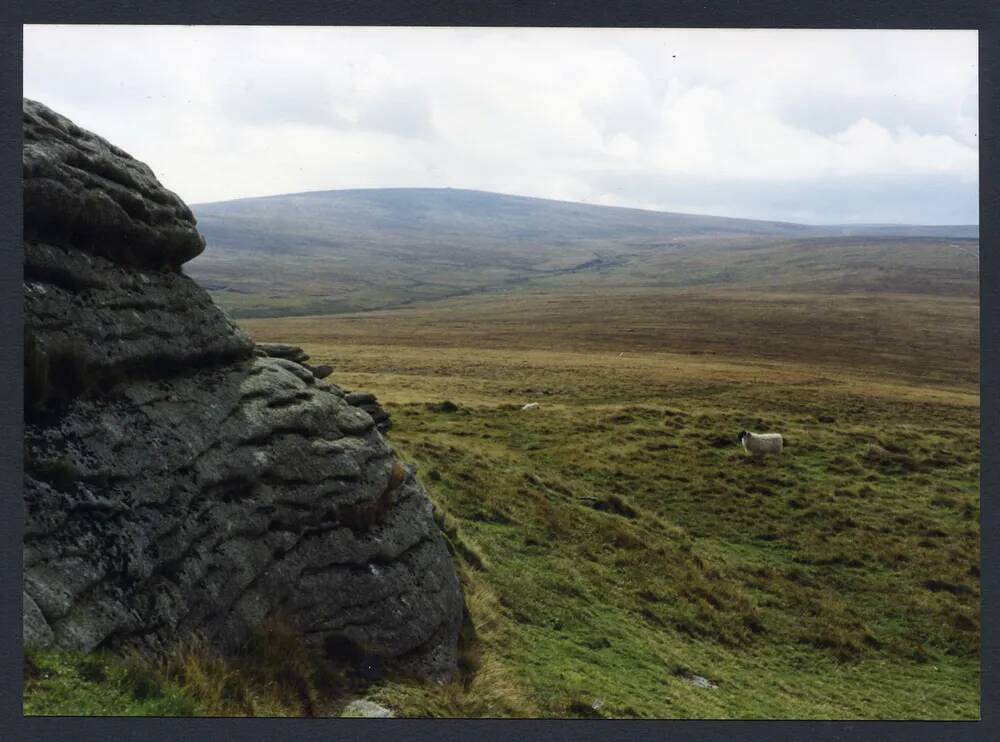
<box><xmin>22</xmin><ymin>99</ymin><xmax>463</xmax><ymax>679</ymax></box>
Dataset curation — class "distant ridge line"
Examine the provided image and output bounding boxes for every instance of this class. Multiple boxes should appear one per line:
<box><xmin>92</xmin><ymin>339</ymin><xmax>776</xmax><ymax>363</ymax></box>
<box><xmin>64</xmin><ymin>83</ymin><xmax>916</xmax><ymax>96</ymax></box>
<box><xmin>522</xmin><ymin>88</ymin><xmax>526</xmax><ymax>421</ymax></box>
<box><xmin>191</xmin><ymin>186</ymin><xmax>978</xmax><ymax>233</ymax></box>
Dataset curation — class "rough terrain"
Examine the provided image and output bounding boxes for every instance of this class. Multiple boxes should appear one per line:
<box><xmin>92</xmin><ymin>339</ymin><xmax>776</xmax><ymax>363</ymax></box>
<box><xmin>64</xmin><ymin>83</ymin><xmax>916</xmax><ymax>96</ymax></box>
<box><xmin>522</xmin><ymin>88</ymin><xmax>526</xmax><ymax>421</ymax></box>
<box><xmin>22</xmin><ymin>99</ymin><xmax>463</xmax><ymax>680</ymax></box>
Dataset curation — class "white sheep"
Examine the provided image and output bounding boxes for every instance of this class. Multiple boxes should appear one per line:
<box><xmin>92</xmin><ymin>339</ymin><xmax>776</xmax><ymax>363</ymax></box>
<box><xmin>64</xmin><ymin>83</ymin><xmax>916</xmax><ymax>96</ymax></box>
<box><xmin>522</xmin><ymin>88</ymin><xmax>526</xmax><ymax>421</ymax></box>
<box><xmin>738</xmin><ymin>430</ymin><xmax>783</xmax><ymax>458</ymax></box>
<box><xmin>521</xmin><ymin>402</ymin><xmax>540</xmax><ymax>412</ymax></box>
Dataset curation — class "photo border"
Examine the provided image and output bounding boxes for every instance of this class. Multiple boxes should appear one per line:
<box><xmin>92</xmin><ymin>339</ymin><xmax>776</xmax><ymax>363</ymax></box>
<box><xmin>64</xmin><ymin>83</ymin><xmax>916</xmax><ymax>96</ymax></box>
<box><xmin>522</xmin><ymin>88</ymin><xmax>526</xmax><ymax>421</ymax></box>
<box><xmin>2</xmin><ymin>1</ymin><xmax>995</xmax><ymax>740</ymax></box>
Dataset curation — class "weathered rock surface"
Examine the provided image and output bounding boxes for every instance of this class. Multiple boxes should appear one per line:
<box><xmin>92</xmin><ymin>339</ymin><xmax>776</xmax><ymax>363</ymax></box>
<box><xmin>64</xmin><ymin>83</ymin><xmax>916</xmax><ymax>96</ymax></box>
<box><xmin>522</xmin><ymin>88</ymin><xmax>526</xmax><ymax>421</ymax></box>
<box><xmin>22</xmin><ymin>99</ymin><xmax>463</xmax><ymax>680</ymax></box>
<box><xmin>23</xmin><ymin>100</ymin><xmax>205</xmax><ymax>269</ymax></box>
<box><xmin>256</xmin><ymin>343</ymin><xmax>310</xmax><ymax>364</ymax></box>
<box><xmin>344</xmin><ymin>390</ymin><xmax>393</xmax><ymax>434</ymax></box>
<box><xmin>254</xmin><ymin>343</ymin><xmax>387</xmax><ymax>429</ymax></box>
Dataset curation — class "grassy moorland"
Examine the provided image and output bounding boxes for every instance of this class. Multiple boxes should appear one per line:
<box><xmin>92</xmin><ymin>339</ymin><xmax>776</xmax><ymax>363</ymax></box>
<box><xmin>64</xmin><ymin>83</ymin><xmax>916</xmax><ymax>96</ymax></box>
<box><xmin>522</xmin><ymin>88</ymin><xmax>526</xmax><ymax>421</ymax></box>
<box><xmin>246</xmin><ymin>287</ymin><xmax>979</xmax><ymax>386</ymax></box>
<box><xmin>26</xmin><ymin>328</ymin><xmax>978</xmax><ymax>718</ymax></box>
<box><xmin>23</xmin><ymin>620</ymin><xmax>378</xmax><ymax>717</ymax></box>
<box><xmin>186</xmin><ymin>188</ymin><xmax>978</xmax><ymax>318</ymax></box>
<box><xmin>231</xmin><ymin>285</ymin><xmax>980</xmax><ymax>719</ymax></box>
<box><xmin>26</xmin><ymin>187</ymin><xmax>980</xmax><ymax>718</ymax></box>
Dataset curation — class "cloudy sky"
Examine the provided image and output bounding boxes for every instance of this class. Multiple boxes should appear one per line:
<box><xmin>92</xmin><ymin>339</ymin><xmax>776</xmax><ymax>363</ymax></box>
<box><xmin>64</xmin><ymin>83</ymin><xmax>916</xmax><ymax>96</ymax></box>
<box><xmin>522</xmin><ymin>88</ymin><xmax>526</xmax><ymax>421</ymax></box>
<box><xmin>24</xmin><ymin>26</ymin><xmax>978</xmax><ymax>224</ymax></box>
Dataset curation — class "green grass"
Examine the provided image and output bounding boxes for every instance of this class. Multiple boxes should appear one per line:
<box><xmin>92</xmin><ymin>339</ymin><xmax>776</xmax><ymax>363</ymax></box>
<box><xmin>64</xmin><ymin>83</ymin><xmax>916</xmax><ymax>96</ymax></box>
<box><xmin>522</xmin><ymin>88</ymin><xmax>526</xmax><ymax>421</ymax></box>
<box><xmin>25</xmin><ymin>281</ymin><xmax>979</xmax><ymax>718</ymax></box>
<box><xmin>24</xmin><ymin>650</ymin><xmax>199</xmax><ymax>717</ymax></box>
<box><xmin>24</xmin><ymin>618</ymin><xmax>363</xmax><ymax>717</ymax></box>
<box><xmin>26</xmin><ymin>337</ymin><xmax>976</xmax><ymax>718</ymax></box>
<box><xmin>272</xmin><ymin>339</ymin><xmax>978</xmax><ymax>719</ymax></box>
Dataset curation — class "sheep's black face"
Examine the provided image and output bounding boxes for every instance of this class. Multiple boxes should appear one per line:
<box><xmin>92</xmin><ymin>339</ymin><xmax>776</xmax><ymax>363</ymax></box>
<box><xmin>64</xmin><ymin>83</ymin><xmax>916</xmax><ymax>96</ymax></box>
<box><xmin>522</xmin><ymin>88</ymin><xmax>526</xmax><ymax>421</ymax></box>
<box><xmin>737</xmin><ymin>430</ymin><xmax>748</xmax><ymax>443</ymax></box>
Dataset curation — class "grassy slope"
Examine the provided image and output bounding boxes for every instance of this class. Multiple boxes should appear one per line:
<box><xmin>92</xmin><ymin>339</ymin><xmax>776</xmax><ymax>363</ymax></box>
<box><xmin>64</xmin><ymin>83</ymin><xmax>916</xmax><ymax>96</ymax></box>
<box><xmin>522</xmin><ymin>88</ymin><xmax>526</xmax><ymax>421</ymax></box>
<box><xmin>24</xmin><ymin>619</ymin><xmax>375</xmax><ymax>718</ymax></box>
<box><xmin>233</xmin><ymin>306</ymin><xmax>980</xmax><ymax>718</ymax></box>
<box><xmin>25</xmin><ymin>188</ymin><xmax>980</xmax><ymax>718</ymax></box>
<box><xmin>25</xmin><ymin>305</ymin><xmax>980</xmax><ymax>717</ymax></box>
<box><xmin>239</xmin><ymin>288</ymin><xmax>979</xmax><ymax>387</ymax></box>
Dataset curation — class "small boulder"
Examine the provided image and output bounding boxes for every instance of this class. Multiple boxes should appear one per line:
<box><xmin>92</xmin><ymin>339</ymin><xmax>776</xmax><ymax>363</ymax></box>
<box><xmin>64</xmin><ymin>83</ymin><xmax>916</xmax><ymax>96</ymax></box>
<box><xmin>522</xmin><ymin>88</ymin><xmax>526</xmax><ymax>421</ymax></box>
<box><xmin>676</xmin><ymin>669</ymin><xmax>718</xmax><ymax>689</ymax></box>
<box><xmin>256</xmin><ymin>343</ymin><xmax>309</xmax><ymax>364</ymax></box>
<box><xmin>309</xmin><ymin>364</ymin><xmax>334</xmax><ymax>380</ymax></box>
<box><xmin>346</xmin><ymin>391</ymin><xmax>377</xmax><ymax>406</ymax></box>
<box><xmin>341</xmin><ymin>699</ymin><xmax>395</xmax><ymax>718</ymax></box>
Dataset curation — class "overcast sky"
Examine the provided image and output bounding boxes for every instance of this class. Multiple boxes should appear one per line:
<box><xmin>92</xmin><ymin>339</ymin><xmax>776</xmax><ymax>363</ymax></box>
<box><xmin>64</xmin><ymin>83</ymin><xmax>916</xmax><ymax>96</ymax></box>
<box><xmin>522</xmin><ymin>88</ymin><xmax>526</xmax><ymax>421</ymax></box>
<box><xmin>24</xmin><ymin>26</ymin><xmax>978</xmax><ymax>224</ymax></box>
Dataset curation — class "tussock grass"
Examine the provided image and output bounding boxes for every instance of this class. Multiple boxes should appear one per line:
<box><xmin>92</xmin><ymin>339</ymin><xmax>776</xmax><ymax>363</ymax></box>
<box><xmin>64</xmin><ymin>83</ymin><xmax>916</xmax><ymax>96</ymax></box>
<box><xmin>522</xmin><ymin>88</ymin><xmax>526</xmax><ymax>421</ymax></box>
<box><xmin>25</xmin><ymin>618</ymin><xmax>358</xmax><ymax>717</ymax></box>
<box><xmin>27</xmin><ymin>289</ymin><xmax>978</xmax><ymax>719</ymax></box>
<box><xmin>24</xmin><ymin>649</ymin><xmax>198</xmax><ymax>717</ymax></box>
<box><xmin>249</xmin><ymin>331</ymin><xmax>976</xmax><ymax>720</ymax></box>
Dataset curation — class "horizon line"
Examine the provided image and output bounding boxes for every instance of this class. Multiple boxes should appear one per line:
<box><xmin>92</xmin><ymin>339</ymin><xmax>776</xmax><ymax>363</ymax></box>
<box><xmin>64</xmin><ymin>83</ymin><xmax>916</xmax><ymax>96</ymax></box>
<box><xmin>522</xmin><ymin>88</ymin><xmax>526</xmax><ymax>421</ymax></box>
<box><xmin>190</xmin><ymin>186</ymin><xmax>980</xmax><ymax>230</ymax></box>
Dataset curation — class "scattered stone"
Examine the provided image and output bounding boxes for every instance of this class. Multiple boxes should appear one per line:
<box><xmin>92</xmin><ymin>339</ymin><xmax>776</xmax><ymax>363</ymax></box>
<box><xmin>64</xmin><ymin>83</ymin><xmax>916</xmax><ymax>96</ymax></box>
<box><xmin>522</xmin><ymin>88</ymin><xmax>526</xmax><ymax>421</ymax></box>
<box><xmin>429</xmin><ymin>400</ymin><xmax>459</xmax><ymax>413</ymax></box>
<box><xmin>309</xmin><ymin>364</ymin><xmax>334</xmax><ymax>380</ymax></box>
<box><xmin>345</xmin><ymin>391</ymin><xmax>377</xmax><ymax>406</ymax></box>
<box><xmin>255</xmin><ymin>343</ymin><xmax>310</xmax><ymax>364</ymax></box>
<box><xmin>341</xmin><ymin>699</ymin><xmax>395</xmax><ymax>718</ymax></box>
<box><xmin>680</xmin><ymin>673</ymin><xmax>718</xmax><ymax>689</ymax></box>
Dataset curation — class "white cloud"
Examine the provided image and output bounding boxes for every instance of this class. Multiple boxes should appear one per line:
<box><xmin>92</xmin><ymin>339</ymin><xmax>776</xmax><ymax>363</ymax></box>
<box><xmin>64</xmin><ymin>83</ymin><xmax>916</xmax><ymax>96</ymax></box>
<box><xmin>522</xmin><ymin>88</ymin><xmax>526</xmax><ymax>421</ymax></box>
<box><xmin>23</xmin><ymin>26</ymin><xmax>978</xmax><ymax>223</ymax></box>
